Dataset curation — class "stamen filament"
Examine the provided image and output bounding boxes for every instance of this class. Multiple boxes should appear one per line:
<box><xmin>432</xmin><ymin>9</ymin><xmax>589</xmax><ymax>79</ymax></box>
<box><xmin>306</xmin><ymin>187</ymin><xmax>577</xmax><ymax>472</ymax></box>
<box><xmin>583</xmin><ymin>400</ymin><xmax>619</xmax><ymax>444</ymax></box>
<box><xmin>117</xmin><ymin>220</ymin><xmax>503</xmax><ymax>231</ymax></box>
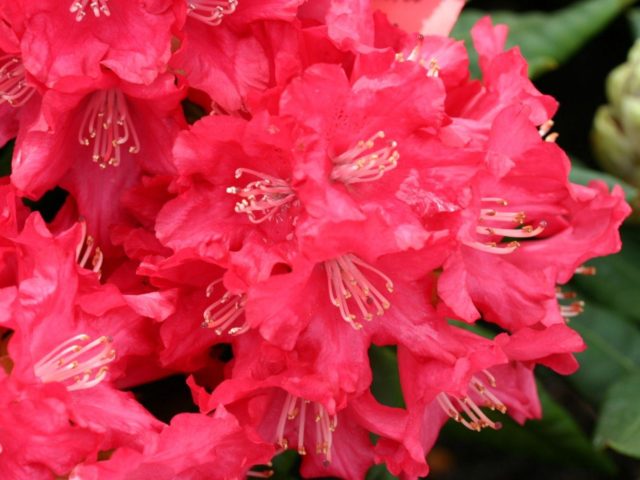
<box><xmin>69</xmin><ymin>0</ymin><xmax>110</xmax><ymax>21</ymax></box>
<box><xmin>437</xmin><ymin>375</ymin><xmax>506</xmax><ymax>432</ymax></box>
<box><xmin>77</xmin><ymin>89</ymin><xmax>140</xmax><ymax>168</ymax></box>
<box><xmin>202</xmin><ymin>279</ymin><xmax>249</xmax><ymax>335</ymax></box>
<box><xmin>227</xmin><ymin>169</ymin><xmax>296</xmax><ymax>223</ymax></box>
<box><xmin>331</xmin><ymin>131</ymin><xmax>399</xmax><ymax>185</ymax></box>
<box><xmin>34</xmin><ymin>334</ymin><xmax>116</xmax><ymax>391</ymax></box>
<box><xmin>324</xmin><ymin>254</ymin><xmax>393</xmax><ymax>328</ymax></box>
<box><xmin>0</xmin><ymin>55</ymin><xmax>36</xmax><ymax>107</ymax></box>
<box><xmin>186</xmin><ymin>0</ymin><xmax>238</xmax><ymax>26</ymax></box>
<box><xmin>274</xmin><ymin>393</ymin><xmax>336</xmax><ymax>464</ymax></box>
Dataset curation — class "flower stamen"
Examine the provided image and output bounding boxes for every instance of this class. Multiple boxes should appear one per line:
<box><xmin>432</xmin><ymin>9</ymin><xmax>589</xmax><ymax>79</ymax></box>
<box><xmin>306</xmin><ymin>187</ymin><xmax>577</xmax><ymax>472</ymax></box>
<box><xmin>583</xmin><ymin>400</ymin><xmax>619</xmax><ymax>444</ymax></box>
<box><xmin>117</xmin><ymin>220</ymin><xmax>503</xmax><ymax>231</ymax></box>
<box><xmin>0</xmin><ymin>55</ymin><xmax>36</xmax><ymax>107</ymax></box>
<box><xmin>186</xmin><ymin>0</ymin><xmax>238</xmax><ymax>26</ymax></box>
<box><xmin>538</xmin><ymin>119</ymin><xmax>559</xmax><ymax>143</ymax></box>
<box><xmin>324</xmin><ymin>254</ymin><xmax>394</xmax><ymax>329</ymax></box>
<box><xmin>69</xmin><ymin>0</ymin><xmax>110</xmax><ymax>21</ymax></box>
<box><xmin>76</xmin><ymin>223</ymin><xmax>103</xmax><ymax>276</ymax></box>
<box><xmin>275</xmin><ymin>394</ymin><xmax>336</xmax><ymax>464</ymax></box>
<box><xmin>202</xmin><ymin>279</ymin><xmax>248</xmax><ymax>335</ymax></box>
<box><xmin>466</xmin><ymin>197</ymin><xmax>546</xmax><ymax>255</ymax></box>
<box><xmin>78</xmin><ymin>89</ymin><xmax>140</xmax><ymax>168</ymax></box>
<box><xmin>34</xmin><ymin>334</ymin><xmax>116</xmax><ymax>391</ymax></box>
<box><xmin>331</xmin><ymin>131</ymin><xmax>399</xmax><ymax>185</ymax></box>
<box><xmin>437</xmin><ymin>374</ymin><xmax>506</xmax><ymax>432</ymax></box>
<box><xmin>227</xmin><ymin>169</ymin><xmax>296</xmax><ymax>223</ymax></box>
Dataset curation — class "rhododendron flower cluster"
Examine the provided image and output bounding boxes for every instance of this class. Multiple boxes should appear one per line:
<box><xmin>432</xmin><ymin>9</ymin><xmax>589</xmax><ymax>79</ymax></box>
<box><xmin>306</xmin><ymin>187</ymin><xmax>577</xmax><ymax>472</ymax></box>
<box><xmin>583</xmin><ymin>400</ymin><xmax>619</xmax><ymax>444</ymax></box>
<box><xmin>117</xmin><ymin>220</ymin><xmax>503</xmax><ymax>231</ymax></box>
<box><xmin>0</xmin><ymin>0</ymin><xmax>630</xmax><ymax>479</ymax></box>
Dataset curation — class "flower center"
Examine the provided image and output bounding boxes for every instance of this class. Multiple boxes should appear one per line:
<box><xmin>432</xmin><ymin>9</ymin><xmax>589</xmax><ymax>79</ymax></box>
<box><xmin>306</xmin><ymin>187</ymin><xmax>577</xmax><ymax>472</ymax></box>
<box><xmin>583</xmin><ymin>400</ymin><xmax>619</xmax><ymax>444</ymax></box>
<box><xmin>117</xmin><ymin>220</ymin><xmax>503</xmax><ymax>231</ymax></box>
<box><xmin>324</xmin><ymin>254</ymin><xmax>394</xmax><ymax>329</ymax></box>
<box><xmin>76</xmin><ymin>223</ymin><xmax>104</xmax><ymax>276</ymax></box>
<box><xmin>186</xmin><ymin>0</ymin><xmax>238</xmax><ymax>26</ymax></box>
<box><xmin>227</xmin><ymin>169</ymin><xmax>296</xmax><ymax>223</ymax></box>
<box><xmin>69</xmin><ymin>0</ymin><xmax>110</xmax><ymax>21</ymax></box>
<box><xmin>34</xmin><ymin>334</ymin><xmax>116</xmax><ymax>391</ymax></box>
<box><xmin>331</xmin><ymin>131</ymin><xmax>399</xmax><ymax>185</ymax></box>
<box><xmin>395</xmin><ymin>38</ymin><xmax>440</xmax><ymax>77</ymax></box>
<box><xmin>275</xmin><ymin>393</ymin><xmax>337</xmax><ymax>464</ymax></box>
<box><xmin>0</xmin><ymin>55</ymin><xmax>36</xmax><ymax>107</ymax></box>
<box><xmin>436</xmin><ymin>372</ymin><xmax>506</xmax><ymax>432</ymax></box>
<box><xmin>465</xmin><ymin>197</ymin><xmax>547</xmax><ymax>254</ymax></box>
<box><xmin>77</xmin><ymin>89</ymin><xmax>140</xmax><ymax>168</ymax></box>
<box><xmin>202</xmin><ymin>279</ymin><xmax>248</xmax><ymax>335</ymax></box>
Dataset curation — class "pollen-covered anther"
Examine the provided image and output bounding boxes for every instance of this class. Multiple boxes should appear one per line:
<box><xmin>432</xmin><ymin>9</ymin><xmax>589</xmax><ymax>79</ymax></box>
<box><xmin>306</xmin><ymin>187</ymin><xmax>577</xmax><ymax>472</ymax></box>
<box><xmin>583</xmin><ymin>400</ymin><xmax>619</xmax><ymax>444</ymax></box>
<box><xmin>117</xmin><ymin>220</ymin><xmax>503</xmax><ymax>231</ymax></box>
<box><xmin>437</xmin><ymin>373</ymin><xmax>506</xmax><ymax>432</ymax></box>
<box><xmin>186</xmin><ymin>0</ymin><xmax>238</xmax><ymax>26</ymax></box>
<box><xmin>555</xmin><ymin>287</ymin><xmax>577</xmax><ymax>300</ymax></box>
<box><xmin>538</xmin><ymin>119</ymin><xmax>559</xmax><ymax>143</ymax></box>
<box><xmin>0</xmin><ymin>55</ymin><xmax>36</xmax><ymax>107</ymax></box>
<box><xmin>560</xmin><ymin>301</ymin><xmax>585</xmax><ymax>319</ymax></box>
<box><xmin>69</xmin><ymin>0</ymin><xmax>110</xmax><ymax>21</ymax></box>
<box><xmin>77</xmin><ymin>89</ymin><xmax>140</xmax><ymax>168</ymax></box>
<box><xmin>34</xmin><ymin>334</ymin><xmax>116</xmax><ymax>391</ymax></box>
<box><xmin>227</xmin><ymin>169</ymin><xmax>296</xmax><ymax>223</ymax></box>
<box><xmin>275</xmin><ymin>394</ymin><xmax>337</xmax><ymax>464</ymax></box>
<box><xmin>467</xmin><ymin>197</ymin><xmax>546</xmax><ymax>255</ymax></box>
<box><xmin>331</xmin><ymin>131</ymin><xmax>399</xmax><ymax>185</ymax></box>
<box><xmin>202</xmin><ymin>279</ymin><xmax>249</xmax><ymax>336</ymax></box>
<box><xmin>324</xmin><ymin>253</ymin><xmax>394</xmax><ymax>329</ymax></box>
<box><xmin>75</xmin><ymin>223</ymin><xmax>104</xmax><ymax>276</ymax></box>
<box><xmin>575</xmin><ymin>265</ymin><xmax>597</xmax><ymax>276</ymax></box>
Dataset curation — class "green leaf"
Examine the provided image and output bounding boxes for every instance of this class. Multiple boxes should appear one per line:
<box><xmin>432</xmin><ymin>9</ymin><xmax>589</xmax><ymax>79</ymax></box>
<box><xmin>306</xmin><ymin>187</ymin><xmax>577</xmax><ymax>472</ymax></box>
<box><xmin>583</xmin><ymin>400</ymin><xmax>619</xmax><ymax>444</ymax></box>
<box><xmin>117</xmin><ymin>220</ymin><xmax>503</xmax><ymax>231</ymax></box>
<box><xmin>628</xmin><ymin>7</ymin><xmax>640</xmax><ymax>38</ymax></box>
<box><xmin>570</xmin><ymin>163</ymin><xmax>639</xmax><ymax>205</ymax></box>
<box><xmin>568</xmin><ymin>302</ymin><xmax>640</xmax><ymax>404</ymax></box>
<box><xmin>366</xmin><ymin>464</ymin><xmax>397</xmax><ymax>480</ymax></box>
<box><xmin>595</xmin><ymin>373</ymin><xmax>640</xmax><ymax>458</ymax></box>
<box><xmin>441</xmin><ymin>383</ymin><xmax>616</xmax><ymax>474</ymax></box>
<box><xmin>572</xmin><ymin>226</ymin><xmax>640</xmax><ymax>325</ymax></box>
<box><xmin>453</xmin><ymin>0</ymin><xmax>636</xmax><ymax>79</ymax></box>
<box><xmin>369</xmin><ymin>345</ymin><xmax>405</xmax><ymax>409</ymax></box>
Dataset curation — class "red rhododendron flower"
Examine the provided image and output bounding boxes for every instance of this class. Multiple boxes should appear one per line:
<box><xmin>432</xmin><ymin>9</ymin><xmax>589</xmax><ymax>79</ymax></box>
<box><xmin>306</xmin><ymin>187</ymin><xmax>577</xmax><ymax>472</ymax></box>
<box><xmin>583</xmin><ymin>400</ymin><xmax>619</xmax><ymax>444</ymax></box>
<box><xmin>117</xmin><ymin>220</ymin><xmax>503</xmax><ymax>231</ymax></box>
<box><xmin>0</xmin><ymin>1</ymin><xmax>632</xmax><ymax>478</ymax></box>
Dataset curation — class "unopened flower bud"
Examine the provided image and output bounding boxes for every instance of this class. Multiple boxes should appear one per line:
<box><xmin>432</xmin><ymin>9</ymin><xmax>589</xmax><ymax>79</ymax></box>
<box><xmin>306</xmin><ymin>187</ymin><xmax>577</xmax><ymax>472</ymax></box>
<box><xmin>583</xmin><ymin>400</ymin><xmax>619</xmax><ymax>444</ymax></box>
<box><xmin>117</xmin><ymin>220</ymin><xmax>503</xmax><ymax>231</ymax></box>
<box><xmin>592</xmin><ymin>40</ymin><xmax>640</xmax><ymax>188</ymax></box>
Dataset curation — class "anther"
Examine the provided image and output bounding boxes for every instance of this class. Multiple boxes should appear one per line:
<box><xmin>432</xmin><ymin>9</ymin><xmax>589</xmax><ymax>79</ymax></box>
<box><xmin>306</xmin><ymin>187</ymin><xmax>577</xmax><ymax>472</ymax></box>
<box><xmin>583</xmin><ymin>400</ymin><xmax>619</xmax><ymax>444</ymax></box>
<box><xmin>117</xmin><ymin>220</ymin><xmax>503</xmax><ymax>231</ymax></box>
<box><xmin>77</xmin><ymin>89</ymin><xmax>140</xmax><ymax>168</ymax></box>
<box><xmin>575</xmin><ymin>265</ymin><xmax>596</xmax><ymax>276</ymax></box>
<box><xmin>75</xmin><ymin>223</ymin><xmax>104</xmax><ymax>277</ymax></box>
<box><xmin>274</xmin><ymin>393</ymin><xmax>337</xmax><ymax>464</ymax></box>
<box><xmin>437</xmin><ymin>375</ymin><xmax>506</xmax><ymax>432</ymax></box>
<box><xmin>324</xmin><ymin>254</ymin><xmax>394</xmax><ymax>328</ymax></box>
<box><xmin>186</xmin><ymin>0</ymin><xmax>238</xmax><ymax>26</ymax></box>
<box><xmin>227</xmin><ymin>169</ymin><xmax>296</xmax><ymax>223</ymax></box>
<box><xmin>331</xmin><ymin>131</ymin><xmax>399</xmax><ymax>185</ymax></box>
<box><xmin>69</xmin><ymin>0</ymin><xmax>110</xmax><ymax>21</ymax></box>
<box><xmin>34</xmin><ymin>334</ymin><xmax>116</xmax><ymax>391</ymax></box>
<box><xmin>201</xmin><ymin>279</ymin><xmax>249</xmax><ymax>335</ymax></box>
<box><xmin>0</xmin><ymin>55</ymin><xmax>36</xmax><ymax>107</ymax></box>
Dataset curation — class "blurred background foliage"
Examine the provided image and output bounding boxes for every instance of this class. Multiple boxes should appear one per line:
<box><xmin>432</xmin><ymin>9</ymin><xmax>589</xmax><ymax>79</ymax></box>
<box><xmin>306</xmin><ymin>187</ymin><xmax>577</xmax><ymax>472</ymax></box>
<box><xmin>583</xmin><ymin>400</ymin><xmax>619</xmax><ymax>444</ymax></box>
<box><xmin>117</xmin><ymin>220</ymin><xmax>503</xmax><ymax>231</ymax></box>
<box><xmin>2</xmin><ymin>0</ymin><xmax>640</xmax><ymax>478</ymax></box>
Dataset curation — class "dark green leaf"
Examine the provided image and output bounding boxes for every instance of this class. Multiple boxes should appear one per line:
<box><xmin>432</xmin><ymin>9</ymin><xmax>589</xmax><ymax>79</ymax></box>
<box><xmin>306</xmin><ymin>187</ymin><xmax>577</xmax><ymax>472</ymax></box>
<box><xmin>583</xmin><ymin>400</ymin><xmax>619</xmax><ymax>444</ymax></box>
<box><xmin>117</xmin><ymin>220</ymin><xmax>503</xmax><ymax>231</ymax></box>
<box><xmin>453</xmin><ymin>0</ymin><xmax>636</xmax><ymax>79</ymax></box>
<box><xmin>568</xmin><ymin>302</ymin><xmax>640</xmax><ymax>404</ymax></box>
<box><xmin>572</xmin><ymin>226</ymin><xmax>640</xmax><ymax>325</ymax></box>
<box><xmin>369</xmin><ymin>345</ymin><xmax>405</xmax><ymax>408</ymax></box>
<box><xmin>595</xmin><ymin>373</ymin><xmax>640</xmax><ymax>458</ymax></box>
<box><xmin>627</xmin><ymin>7</ymin><xmax>640</xmax><ymax>38</ymax></box>
<box><xmin>441</xmin><ymin>383</ymin><xmax>616</xmax><ymax>473</ymax></box>
<box><xmin>570</xmin><ymin>163</ymin><xmax>639</xmax><ymax>205</ymax></box>
<box><xmin>366</xmin><ymin>464</ymin><xmax>398</xmax><ymax>480</ymax></box>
